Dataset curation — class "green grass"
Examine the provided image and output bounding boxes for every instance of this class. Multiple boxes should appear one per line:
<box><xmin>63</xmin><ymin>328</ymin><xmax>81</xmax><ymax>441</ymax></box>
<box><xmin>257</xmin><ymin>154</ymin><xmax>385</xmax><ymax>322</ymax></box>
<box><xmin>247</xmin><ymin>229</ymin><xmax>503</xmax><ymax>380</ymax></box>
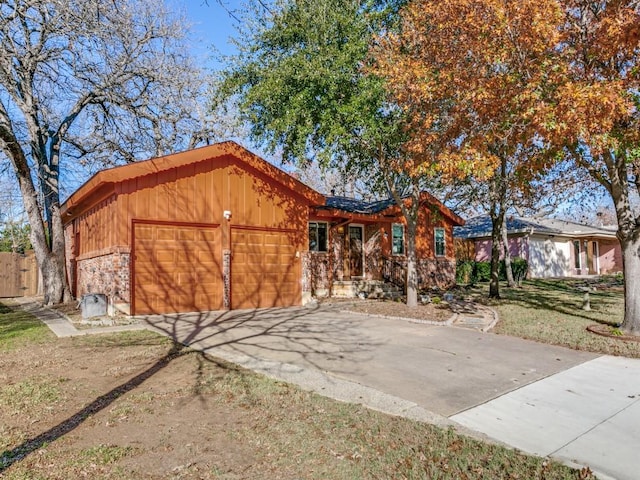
<box><xmin>0</xmin><ymin>377</ymin><xmax>65</xmax><ymax>416</ymax></box>
<box><xmin>471</xmin><ymin>279</ymin><xmax>640</xmax><ymax>357</ymax></box>
<box><xmin>0</xmin><ymin>302</ymin><xmax>52</xmax><ymax>350</ymax></box>
<box><xmin>76</xmin><ymin>445</ymin><xmax>136</xmax><ymax>465</ymax></box>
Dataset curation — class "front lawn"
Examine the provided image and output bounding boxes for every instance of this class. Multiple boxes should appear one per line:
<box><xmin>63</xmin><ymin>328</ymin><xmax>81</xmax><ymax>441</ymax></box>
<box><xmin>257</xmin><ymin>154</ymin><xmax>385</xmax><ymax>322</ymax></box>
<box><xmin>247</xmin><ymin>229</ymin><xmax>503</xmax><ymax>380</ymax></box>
<box><xmin>0</xmin><ymin>301</ymin><xmax>593</xmax><ymax>479</ymax></box>
<box><xmin>471</xmin><ymin>278</ymin><xmax>640</xmax><ymax>357</ymax></box>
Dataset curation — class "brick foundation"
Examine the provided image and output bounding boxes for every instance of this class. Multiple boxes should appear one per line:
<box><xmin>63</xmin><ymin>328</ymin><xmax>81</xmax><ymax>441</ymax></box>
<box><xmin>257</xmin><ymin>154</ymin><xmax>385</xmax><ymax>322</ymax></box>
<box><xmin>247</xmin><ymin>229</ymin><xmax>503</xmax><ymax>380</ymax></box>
<box><xmin>76</xmin><ymin>249</ymin><xmax>131</xmax><ymax>314</ymax></box>
<box><xmin>416</xmin><ymin>259</ymin><xmax>456</xmax><ymax>290</ymax></box>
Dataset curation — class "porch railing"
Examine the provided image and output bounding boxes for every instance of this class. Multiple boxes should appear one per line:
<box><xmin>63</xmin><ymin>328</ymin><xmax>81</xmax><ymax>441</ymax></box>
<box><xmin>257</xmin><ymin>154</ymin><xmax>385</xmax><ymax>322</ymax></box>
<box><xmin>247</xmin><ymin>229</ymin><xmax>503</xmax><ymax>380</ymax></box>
<box><xmin>382</xmin><ymin>256</ymin><xmax>406</xmax><ymax>292</ymax></box>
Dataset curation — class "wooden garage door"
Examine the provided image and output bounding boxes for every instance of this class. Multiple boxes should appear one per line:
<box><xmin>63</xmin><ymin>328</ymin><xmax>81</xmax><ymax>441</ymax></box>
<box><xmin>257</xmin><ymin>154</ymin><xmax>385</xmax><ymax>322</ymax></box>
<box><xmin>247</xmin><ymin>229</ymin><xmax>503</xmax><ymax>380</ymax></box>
<box><xmin>231</xmin><ymin>227</ymin><xmax>300</xmax><ymax>309</ymax></box>
<box><xmin>133</xmin><ymin>222</ymin><xmax>223</xmax><ymax>315</ymax></box>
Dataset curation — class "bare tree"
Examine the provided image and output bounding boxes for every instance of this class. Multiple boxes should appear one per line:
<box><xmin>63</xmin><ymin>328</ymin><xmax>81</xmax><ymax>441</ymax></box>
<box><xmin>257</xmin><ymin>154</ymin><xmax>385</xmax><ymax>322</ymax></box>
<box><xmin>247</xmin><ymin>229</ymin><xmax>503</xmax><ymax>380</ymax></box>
<box><xmin>0</xmin><ymin>0</ymin><xmax>215</xmax><ymax>304</ymax></box>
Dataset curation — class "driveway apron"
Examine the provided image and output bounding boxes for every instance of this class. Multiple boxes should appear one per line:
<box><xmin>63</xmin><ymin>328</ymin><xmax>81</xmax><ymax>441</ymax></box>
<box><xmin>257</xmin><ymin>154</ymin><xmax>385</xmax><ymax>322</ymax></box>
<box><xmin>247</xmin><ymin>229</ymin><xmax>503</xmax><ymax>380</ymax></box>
<box><xmin>141</xmin><ymin>305</ymin><xmax>594</xmax><ymax>416</ymax></box>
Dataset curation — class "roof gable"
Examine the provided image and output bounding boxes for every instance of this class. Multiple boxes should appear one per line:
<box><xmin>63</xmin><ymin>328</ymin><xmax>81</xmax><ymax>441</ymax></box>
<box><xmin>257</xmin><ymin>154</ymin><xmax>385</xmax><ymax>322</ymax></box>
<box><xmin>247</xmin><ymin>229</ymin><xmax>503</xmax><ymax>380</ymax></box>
<box><xmin>62</xmin><ymin>142</ymin><xmax>325</xmax><ymax>216</ymax></box>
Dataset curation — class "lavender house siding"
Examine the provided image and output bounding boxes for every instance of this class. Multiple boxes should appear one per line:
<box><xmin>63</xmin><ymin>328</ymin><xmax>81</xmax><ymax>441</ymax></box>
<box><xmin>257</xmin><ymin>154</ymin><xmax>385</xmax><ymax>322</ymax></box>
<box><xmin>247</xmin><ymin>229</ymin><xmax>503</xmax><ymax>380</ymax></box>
<box><xmin>476</xmin><ymin>235</ymin><xmax>621</xmax><ymax>277</ymax></box>
<box><xmin>474</xmin><ymin>237</ymin><xmax>528</xmax><ymax>262</ymax></box>
<box><xmin>599</xmin><ymin>241</ymin><xmax>623</xmax><ymax>274</ymax></box>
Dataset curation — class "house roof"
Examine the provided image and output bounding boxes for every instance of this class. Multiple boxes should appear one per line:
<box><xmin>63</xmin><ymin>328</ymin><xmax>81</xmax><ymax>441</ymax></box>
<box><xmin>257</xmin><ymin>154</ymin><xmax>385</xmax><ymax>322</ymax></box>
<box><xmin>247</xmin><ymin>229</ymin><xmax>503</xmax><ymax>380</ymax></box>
<box><xmin>61</xmin><ymin>141</ymin><xmax>325</xmax><ymax>216</ymax></box>
<box><xmin>61</xmin><ymin>140</ymin><xmax>462</xmax><ymax>227</ymax></box>
<box><xmin>324</xmin><ymin>196</ymin><xmax>396</xmax><ymax>214</ymax></box>
<box><xmin>454</xmin><ymin>215</ymin><xmax>618</xmax><ymax>240</ymax></box>
<box><xmin>319</xmin><ymin>193</ymin><xmax>464</xmax><ymax>226</ymax></box>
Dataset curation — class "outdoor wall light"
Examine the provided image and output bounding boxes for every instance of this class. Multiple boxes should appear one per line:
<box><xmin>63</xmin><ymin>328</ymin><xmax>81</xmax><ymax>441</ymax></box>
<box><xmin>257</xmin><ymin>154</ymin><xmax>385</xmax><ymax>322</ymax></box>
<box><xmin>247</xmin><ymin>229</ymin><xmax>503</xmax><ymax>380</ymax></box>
<box><xmin>223</xmin><ymin>210</ymin><xmax>232</xmax><ymax>220</ymax></box>
<box><xmin>337</xmin><ymin>226</ymin><xmax>344</xmax><ymax>234</ymax></box>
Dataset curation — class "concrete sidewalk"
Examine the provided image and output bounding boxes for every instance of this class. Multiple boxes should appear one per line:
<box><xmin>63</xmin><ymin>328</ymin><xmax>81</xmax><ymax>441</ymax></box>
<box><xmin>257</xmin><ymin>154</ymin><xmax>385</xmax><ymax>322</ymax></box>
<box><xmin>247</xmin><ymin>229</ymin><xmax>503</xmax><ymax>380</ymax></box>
<box><xmin>453</xmin><ymin>355</ymin><xmax>640</xmax><ymax>480</ymax></box>
<box><xmin>11</xmin><ymin>298</ymin><xmax>147</xmax><ymax>337</ymax></box>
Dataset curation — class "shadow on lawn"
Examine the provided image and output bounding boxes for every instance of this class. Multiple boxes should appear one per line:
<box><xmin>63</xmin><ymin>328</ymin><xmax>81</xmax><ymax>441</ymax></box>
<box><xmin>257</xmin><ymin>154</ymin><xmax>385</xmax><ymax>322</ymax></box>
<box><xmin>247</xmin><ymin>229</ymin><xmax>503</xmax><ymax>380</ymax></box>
<box><xmin>493</xmin><ymin>279</ymin><xmax>622</xmax><ymax>326</ymax></box>
<box><xmin>0</xmin><ymin>303</ymin><xmax>378</xmax><ymax>472</ymax></box>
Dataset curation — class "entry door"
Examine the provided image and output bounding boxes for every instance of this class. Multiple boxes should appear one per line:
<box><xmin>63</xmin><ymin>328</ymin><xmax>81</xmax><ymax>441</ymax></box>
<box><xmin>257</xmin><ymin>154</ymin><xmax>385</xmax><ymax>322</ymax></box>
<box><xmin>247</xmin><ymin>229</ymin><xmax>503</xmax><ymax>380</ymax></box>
<box><xmin>349</xmin><ymin>225</ymin><xmax>364</xmax><ymax>278</ymax></box>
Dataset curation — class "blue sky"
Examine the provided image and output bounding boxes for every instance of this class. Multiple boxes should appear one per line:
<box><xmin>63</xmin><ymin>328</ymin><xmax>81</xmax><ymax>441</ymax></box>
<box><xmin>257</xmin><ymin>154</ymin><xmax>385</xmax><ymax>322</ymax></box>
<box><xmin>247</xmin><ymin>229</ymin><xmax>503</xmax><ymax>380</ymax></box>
<box><xmin>179</xmin><ymin>0</ymin><xmax>241</xmax><ymax>71</ymax></box>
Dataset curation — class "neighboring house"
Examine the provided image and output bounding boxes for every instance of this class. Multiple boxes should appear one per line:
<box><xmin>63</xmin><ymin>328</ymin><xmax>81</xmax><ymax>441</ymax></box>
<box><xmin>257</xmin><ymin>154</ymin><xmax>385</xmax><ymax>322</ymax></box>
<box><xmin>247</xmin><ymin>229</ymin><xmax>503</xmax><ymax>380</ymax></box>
<box><xmin>62</xmin><ymin>141</ymin><xmax>463</xmax><ymax>315</ymax></box>
<box><xmin>454</xmin><ymin>215</ymin><xmax>622</xmax><ymax>278</ymax></box>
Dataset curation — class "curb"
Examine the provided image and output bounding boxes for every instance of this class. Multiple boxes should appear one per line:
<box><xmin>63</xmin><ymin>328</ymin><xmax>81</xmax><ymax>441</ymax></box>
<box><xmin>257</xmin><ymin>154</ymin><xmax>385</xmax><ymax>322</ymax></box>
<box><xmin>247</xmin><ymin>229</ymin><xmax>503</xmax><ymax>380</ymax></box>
<box><xmin>339</xmin><ymin>306</ymin><xmax>498</xmax><ymax>332</ymax></box>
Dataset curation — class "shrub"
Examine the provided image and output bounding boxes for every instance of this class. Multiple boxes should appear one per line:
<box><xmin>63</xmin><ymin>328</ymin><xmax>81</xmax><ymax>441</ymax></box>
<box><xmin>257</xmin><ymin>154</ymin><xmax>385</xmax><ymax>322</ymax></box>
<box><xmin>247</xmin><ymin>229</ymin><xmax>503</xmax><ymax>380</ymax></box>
<box><xmin>473</xmin><ymin>261</ymin><xmax>491</xmax><ymax>282</ymax></box>
<box><xmin>456</xmin><ymin>258</ymin><xmax>528</xmax><ymax>284</ymax></box>
<box><xmin>455</xmin><ymin>260</ymin><xmax>474</xmax><ymax>284</ymax></box>
<box><xmin>511</xmin><ymin>258</ymin><xmax>528</xmax><ymax>283</ymax></box>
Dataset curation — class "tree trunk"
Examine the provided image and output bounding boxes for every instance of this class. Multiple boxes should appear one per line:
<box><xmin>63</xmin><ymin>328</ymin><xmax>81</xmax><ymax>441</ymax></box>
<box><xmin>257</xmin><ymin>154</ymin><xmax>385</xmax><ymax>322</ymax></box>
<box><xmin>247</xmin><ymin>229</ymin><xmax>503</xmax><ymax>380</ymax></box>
<box><xmin>405</xmin><ymin>220</ymin><xmax>418</xmax><ymax>308</ymax></box>
<box><xmin>502</xmin><ymin>218</ymin><xmax>515</xmax><ymax>287</ymax></box>
<box><xmin>619</xmin><ymin>234</ymin><xmax>640</xmax><ymax>334</ymax></box>
<box><xmin>7</xmin><ymin>146</ymin><xmax>71</xmax><ymax>305</ymax></box>
<box><xmin>489</xmin><ymin>213</ymin><xmax>502</xmax><ymax>298</ymax></box>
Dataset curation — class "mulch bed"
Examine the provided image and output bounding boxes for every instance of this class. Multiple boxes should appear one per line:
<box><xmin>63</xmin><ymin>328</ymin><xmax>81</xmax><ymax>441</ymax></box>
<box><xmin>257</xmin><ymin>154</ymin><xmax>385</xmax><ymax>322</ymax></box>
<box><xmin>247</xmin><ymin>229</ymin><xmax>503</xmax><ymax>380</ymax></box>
<box><xmin>587</xmin><ymin>323</ymin><xmax>640</xmax><ymax>343</ymax></box>
<box><xmin>326</xmin><ymin>299</ymin><xmax>454</xmax><ymax>323</ymax></box>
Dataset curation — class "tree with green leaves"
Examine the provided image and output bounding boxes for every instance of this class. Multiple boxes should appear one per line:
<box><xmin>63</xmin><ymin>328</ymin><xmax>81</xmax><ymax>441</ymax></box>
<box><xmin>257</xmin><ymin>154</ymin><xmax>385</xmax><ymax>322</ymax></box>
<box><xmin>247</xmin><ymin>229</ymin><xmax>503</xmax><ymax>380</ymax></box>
<box><xmin>216</xmin><ymin>0</ymin><xmax>444</xmax><ymax>307</ymax></box>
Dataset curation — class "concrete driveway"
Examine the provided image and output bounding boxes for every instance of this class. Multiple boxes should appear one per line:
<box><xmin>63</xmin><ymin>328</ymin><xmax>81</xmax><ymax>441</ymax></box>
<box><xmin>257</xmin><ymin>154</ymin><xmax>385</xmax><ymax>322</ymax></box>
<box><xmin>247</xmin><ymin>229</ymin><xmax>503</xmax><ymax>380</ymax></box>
<box><xmin>141</xmin><ymin>304</ymin><xmax>594</xmax><ymax>416</ymax></box>
<box><xmin>141</xmin><ymin>304</ymin><xmax>640</xmax><ymax>478</ymax></box>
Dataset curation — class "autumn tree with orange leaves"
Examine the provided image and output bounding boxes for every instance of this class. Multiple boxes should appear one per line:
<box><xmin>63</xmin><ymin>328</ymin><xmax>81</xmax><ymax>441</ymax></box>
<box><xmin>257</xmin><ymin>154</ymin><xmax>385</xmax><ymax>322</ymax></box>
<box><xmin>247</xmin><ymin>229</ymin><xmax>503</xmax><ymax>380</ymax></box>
<box><xmin>551</xmin><ymin>0</ymin><xmax>640</xmax><ymax>334</ymax></box>
<box><xmin>371</xmin><ymin>0</ymin><xmax>563</xmax><ymax>298</ymax></box>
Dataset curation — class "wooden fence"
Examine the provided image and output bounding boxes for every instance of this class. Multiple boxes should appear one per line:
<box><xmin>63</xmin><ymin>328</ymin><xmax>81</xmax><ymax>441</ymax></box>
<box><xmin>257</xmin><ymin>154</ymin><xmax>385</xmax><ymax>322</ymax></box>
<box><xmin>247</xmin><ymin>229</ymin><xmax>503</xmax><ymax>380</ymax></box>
<box><xmin>0</xmin><ymin>251</ymin><xmax>40</xmax><ymax>297</ymax></box>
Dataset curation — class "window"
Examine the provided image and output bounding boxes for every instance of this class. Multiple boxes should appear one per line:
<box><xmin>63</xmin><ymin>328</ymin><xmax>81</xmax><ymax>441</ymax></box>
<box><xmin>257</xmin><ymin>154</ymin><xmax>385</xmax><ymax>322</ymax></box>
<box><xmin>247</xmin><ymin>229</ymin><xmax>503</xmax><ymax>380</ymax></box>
<box><xmin>309</xmin><ymin>222</ymin><xmax>328</xmax><ymax>252</ymax></box>
<box><xmin>435</xmin><ymin>228</ymin><xmax>446</xmax><ymax>257</ymax></box>
<box><xmin>392</xmin><ymin>223</ymin><xmax>404</xmax><ymax>255</ymax></box>
<box><xmin>573</xmin><ymin>240</ymin><xmax>581</xmax><ymax>269</ymax></box>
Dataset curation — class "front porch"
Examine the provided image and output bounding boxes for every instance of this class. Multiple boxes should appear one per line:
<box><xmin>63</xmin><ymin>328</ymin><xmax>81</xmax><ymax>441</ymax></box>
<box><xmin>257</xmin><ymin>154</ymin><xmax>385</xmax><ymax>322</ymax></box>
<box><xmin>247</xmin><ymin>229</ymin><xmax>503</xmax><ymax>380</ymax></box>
<box><xmin>303</xmin><ymin>194</ymin><xmax>461</xmax><ymax>302</ymax></box>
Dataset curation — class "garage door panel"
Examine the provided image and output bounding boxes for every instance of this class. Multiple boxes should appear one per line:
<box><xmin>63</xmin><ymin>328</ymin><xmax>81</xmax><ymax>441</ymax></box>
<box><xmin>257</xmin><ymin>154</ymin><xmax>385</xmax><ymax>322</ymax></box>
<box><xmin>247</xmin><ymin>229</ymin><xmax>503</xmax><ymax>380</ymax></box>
<box><xmin>136</xmin><ymin>225</ymin><xmax>154</xmax><ymax>240</ymax></box>
<box><xmin>231</xmin><ymin>228</ymin><xmax>300</xmax><ymax>309</ymax></box>
<box><xmin>134</xmin><ymin>223</ymin><xmax>223</xmax><ymax>315</ymax></box>
<box><xmin>157</xmin><ymin>227</ymin><xmax>176</xmax><ymax>240</ymax></box>
<box><xmin>155</xmin><ymin>249</ymin><xmax>176</xmax><ymax>263</ymax></box>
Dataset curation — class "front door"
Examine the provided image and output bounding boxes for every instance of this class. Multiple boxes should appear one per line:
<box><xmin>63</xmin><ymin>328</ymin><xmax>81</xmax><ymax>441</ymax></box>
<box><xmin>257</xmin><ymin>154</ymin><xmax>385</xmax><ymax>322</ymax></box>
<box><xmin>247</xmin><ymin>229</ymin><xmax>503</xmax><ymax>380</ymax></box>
<box><xmin>349</xmin><ymin>225</ymin><xmax>364</xmax><ymax>278</ymax></box>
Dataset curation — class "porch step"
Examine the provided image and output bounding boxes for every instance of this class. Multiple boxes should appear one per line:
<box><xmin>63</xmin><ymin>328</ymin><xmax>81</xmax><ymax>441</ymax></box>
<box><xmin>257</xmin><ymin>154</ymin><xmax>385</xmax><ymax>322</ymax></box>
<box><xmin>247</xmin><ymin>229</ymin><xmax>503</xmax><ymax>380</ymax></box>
<box><xmin>332</xmin><ymin>280</ymin><xmax>402</xmax><ymax>300</ymax></box>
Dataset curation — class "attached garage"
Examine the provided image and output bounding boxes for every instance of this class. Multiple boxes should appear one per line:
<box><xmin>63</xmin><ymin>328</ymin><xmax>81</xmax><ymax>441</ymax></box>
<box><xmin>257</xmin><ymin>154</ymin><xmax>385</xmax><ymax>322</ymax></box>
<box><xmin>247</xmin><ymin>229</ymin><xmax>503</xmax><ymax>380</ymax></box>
<box><xmin>132</xmin><ymin>221</ymin><xmax>223</xmax><ymax>315</ymax></box>
<box><xmin>230</xmin><ymin>226</ymin><xmax>301</xmax><ymax>309</ymax></box>
<box><xmin>62</xmin><ymin>142</ymin><xmax>324</xmax><ymax>315</ymax></box>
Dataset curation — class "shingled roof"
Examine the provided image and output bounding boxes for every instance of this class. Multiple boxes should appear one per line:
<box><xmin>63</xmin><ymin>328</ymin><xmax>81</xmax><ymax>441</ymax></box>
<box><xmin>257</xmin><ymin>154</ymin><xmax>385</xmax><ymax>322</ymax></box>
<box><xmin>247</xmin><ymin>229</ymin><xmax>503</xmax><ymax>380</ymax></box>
<box><xmin>454</xmin><ymin>215</ymin><xmax>617</xmax><ymax>240</ymax></box>
<box><xmin>323</xmin><ymin>196</ymin><xmax>397</xmax><ymax>214</ymax></box>
<box><xmin>318</xmin><ymin>193</ymin><xmax>464</xmax><ymax>225</ymax></box>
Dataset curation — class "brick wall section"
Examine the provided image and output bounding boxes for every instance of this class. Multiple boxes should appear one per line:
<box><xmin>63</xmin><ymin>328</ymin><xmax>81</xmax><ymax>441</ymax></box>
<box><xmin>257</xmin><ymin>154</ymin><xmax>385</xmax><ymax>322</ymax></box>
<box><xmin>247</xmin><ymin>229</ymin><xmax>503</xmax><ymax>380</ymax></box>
<box><xmin>416</xmin><ymin>259</ymin><xmax>456</xmax><ymax>290</ymax></box>
<box><xmin>76</xmin><ymin>250</ymin><xmax>130</xmax><ymax>310</ymax></box>
<box><xmin>332</xmin><ymin>231</ymin><xmax>345</xmax><ymax>281</ymax></box>
<box><xmin>310</xmin><ymin>252</ymin><xmax>330</xmax><ymax>292</ymax></box>
<box><xmin>223</xmin><ymin>249</ymin><xmax>231</xmax><ymax>308</ymax></box>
